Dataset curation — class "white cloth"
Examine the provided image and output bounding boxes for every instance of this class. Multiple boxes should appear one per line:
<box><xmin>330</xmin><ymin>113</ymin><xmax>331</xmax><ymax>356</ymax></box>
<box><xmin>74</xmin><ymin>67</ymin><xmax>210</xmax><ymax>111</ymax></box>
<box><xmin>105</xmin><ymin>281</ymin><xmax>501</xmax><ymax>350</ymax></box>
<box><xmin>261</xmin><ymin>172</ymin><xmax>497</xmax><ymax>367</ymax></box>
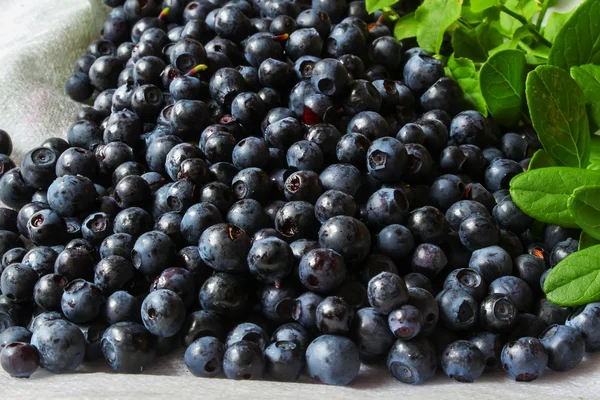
<box><xmin>0</xmin><ymin>0</ymin><xmax>597</xmax><ymax>398</ymax></box>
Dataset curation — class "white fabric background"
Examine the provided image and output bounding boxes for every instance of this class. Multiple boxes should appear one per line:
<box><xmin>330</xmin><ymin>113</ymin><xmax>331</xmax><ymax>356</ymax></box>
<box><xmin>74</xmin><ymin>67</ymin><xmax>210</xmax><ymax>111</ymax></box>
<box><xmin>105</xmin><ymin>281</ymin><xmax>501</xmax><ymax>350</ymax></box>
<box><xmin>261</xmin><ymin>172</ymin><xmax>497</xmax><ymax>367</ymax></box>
<box><xmin>0</xmin><ymin>0</ymin><xmax>597</xmax><ymax>398</ymax></box>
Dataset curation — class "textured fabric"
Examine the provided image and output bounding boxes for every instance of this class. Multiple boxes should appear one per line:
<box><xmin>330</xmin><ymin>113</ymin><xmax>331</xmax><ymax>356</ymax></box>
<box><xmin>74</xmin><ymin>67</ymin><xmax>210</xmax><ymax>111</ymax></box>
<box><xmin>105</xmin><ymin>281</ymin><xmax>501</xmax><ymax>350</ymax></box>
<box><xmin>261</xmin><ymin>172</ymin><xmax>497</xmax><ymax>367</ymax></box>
<box><xmin>0</xmin><ymin>0</ymin><xmax>598</xmax><ymax>398</ymax></box>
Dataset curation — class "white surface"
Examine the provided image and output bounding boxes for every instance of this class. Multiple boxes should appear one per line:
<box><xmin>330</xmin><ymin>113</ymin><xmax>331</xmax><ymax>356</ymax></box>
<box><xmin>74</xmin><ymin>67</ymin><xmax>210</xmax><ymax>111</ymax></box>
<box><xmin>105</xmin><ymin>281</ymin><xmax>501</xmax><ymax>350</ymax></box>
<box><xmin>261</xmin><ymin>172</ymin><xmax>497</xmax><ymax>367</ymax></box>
<box><xmin>0</xmin><ymin>0</ymin><xmax>598</xmax><ymax>398</ymax></box>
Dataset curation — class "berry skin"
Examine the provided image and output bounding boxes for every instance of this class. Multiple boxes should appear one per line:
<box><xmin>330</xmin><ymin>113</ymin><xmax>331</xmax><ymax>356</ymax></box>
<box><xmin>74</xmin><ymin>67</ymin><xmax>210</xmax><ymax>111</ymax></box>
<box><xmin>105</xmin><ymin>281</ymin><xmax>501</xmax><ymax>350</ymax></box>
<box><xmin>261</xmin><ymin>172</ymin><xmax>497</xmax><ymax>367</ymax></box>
<box><xmin>223</xmin><ymin>341</ymin><xmax>265</xmax><ymax>380</ymax></box>
<box><xmin>0</xmin><ymin>327</ymin><xmax>32</xmax><ymax>350</ymax></box>
<box><xmin>540</xmin><ymin>324</ymin><xmax>585</xmax><ymax>372</ymax></box>
<box><xmin>199</xmin><ymin>223</ymin><xmax>251</xmax><ymax>273</ymax></box>
<box><xmin>314</xmin><ymin>190</ymin><xmax>357</xmax><ymax>224</ymax></box>
<box><xmin>20</xmin><ymin>147</ymin><xmax>58</xmax><ymax>189</ymax></box>
<box><xmin>104</xmin><ymin>291</ymin><xmax>141</xmax><ymax>325</ymax></box>
<box><xmin>185</xmin><ymin>336</ymin><xmax>224</xmax><ymax>378</ymax></box>
<box><xmin>408</xmin><ymin>288</ymin><xmax>440</xmax><ymax>336</ymax></box>
<box><xmin>468</xmin><ymin>245</ymin><xmax>512</xmax><ymax>283</ymax></box>
<box><xmin>388</xmin><ymin>305</ymin><xmax>423</xmax><ymax>340</ymax></box>
<box><xmin>0</xmin><ymin>129</ymin><xmax>13</xmax><ymax>156</ymax></box>
<box><xmin>443</xmin><ymin>268</ymin><xmax>487</xmax><ymax>301</ymax></box>
<box><xmin>131</xmin><ymin>231</ymin><xmax>176</xmax><ymax>276</ymax></box>
<box><xmin>501</xmin><ymin>337</ymin><xmax>548</xmax><ymax>382</ymax></box>
<box><xmin>458</xmin><ymin>214</ymin><xmax>500</xmax><ymax>251</ymax></box>
<box><xmin>436</xmin><ymin>289</ymin><xmax>478</xmax><ymax>331</ymax></box>
<box><xmin>376</xmin><ymin>224</ymin><xmax>415</xmax><ymax>263</ymax></box>
<box><xmin>367</xmin><ymin>272</ymin><xmax>409</xmax><ymax>315</ymax></box>
<box><xmin>316</xmin><ymin>296</ymin><xmax>354</xmax><ymax>334</ymax></box>
<box><xmin>536</xmin><ymin>299</ymin><xmax>571</xmax><ymax>326</ymax></box>
<box><xmin>367</xmin><ymin>137</ymin><xmax>408</xmax><ymax>183</ymax></box>
<box><xmin>226</xmin><ymin>323</ymin><xmax>270</xmax><ymax>351</ymax></box>
<box><xmin>31</xmin><ymin>319</ymin><xmax>86</xmax><ymax>374</ymax></box>
<box><xmin>319</xmin><ymin>216</ymin><xmax>371</xmax><ymax>263</ymax></box>
<box><xmin>479</xmin><ymin>293</ymin><xmax>518</xmax><ymax>333</ymax></box>
<box><xmin>264</xmin><ymin>341</ymin><xmax>305</xmax><ymax>382</ymax></box>
<box><xmin>489</xmin><ymin>276</ymin><xmax>532</xmax><ymax>312</ymax></box>
<box><xmin>365</xmin><ymin>188</ymin><xmax>409</xmax><ymax>229</ymax></box>
<box><xmin>441</xmin><ymin>340</ymin><xmax>485</xmax><ymax>383</ymax></box>
<box><xmin>1</xmin><ymin>342</ymin><xmax>39</xmax><ymax>378</ymax></box>
<box><xmin>292</xmin><ymin>291</ymin><xmax>324</xmax><ymax>330</ymax></box>
<box><xmin>94</xmin><ymin>255</ymin><xmax>134</xmax><ymax>295</ymax></box>
<box><xmin>61</xmin><ymin>279</ymin><xmax>104</xmax><ymax>324</ymax></box>
<box><xmin>199</xmin><ymin>273</ymin><xmax>248</xmax><ymax>318</ymax></box>
<box><xmin>101</xmin><ymin>322</ymin><xmax>156</xmax><ymax>373</ymax></box>
<box><xmin>387</xmin><ymin>337</ymin><xmax>437</xmax><ymax>384</ymax></box>
<box><xmin>141</xmin><ymin>289</ymin><xmax>186</xmax><ymax>338</ymax></box>
<box><xmin>248</xmin><ymin>237</ymin><xmax>294</xmax><ymax>286</ymax></box>
<box><xmin>306</xmin><ymin>335</ymin><xmax>360</xmax><ymax>386</ymax></box>
<box><xmin>351</xmin><ymin>307</ymin><xmax>395</xmax><ymax>362</ymax></box>
<box><xmin>47</xmin><ymin>175</ymin><xmax>97</xmax><ymax>218</ymax></box>
<box><xmin>403</xmin><ymin>55</ymin><xmax>444</xmax><ymax>95</ymax></box>
<box><xmin>469</xmin><ymin>332</ymin><xmax>503</xmax><ymax>369</ymax></box>
<box><xmin>566</xmin><ymin>302</ymin><xmax>600</xmax><ymax>351</ymax></box>
<box><xmin>406</xmin><ymin>206</ymin><xmax>449</xmax><ymax>245</ymax></box>
<box><xmin>1</xmin><ymin>263</ymin><xmax>38</xmax><ymax>303</ymax></box>
<box><xmin>411</xmin><ymin>243</ymin><xmax>448</xmax><ymax>278</ymax></box>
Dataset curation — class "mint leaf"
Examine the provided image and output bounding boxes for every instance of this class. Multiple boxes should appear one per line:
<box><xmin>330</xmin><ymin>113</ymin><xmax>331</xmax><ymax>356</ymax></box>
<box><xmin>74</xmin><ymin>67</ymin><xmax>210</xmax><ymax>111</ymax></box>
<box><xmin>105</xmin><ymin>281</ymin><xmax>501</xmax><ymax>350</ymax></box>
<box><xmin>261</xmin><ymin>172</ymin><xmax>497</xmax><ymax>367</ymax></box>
<box><xmin>571</xmin><ymin>64</ymin><xmax>600</xmax><ymax>132</ymax></box>
<box><xmin>544</xmin><ymin>244</ymin><xmax>600</xmax><ymax>306</ymax></box>
<box><xmin>447</xmin><ymin>54</ymin><xmax>487</xmax><ymax>116</ymax></box>
<box><xmin>525</xmin><ymin>65</ymin><xmax>590</xmax><ymax>168</ymax></box>
<box><xmin>568</xmin><ymin>186</ymin><xmax>600</xmax><ymax>240</ymax></box>
<box><xmin>365</xmin><ymin>0</ymin><xmax>397</xmax><ymax>14</ymax></box>
<box><xmin>529</xmin><ymin>149</ymin><xmax>557</xmax><ymax>170</ymax></box>
<box><xmin>509</xmin><ymin>167</ymin><xmax>600</xmax><ymax>227</ymax></box>
<box><xmin>542</xmin><ymin>9</ymin><xmax>575</xmax><ymax>42</ymax></box>
<box><xmin>579</xmin><ymin>231</ymin><xmax>600</xmax><ymax>250</ymax></box>
<box><xmin>453</xmin><ymin>23</ymin><xmax>503</xmax><ymax>63</ymax></box>
<box><xmin>394</xmin><ymin>12</ymin><xmax>419</xmax><ymax>41</ymax></box>
<box><xmin>548</xmin><ymin>0</ymin><xmax>600</xmax><ymax>70</ymax></box>
<box><xmin>471</xmin><ymin>0</ymin><xmax>497</xmax><ymax>12</ymax></box>
<box><xmin>415</xmin><ymin>0</ymin><xmax>463</xmax><ymax>54</ymax></box>
<box><xmin>479</xmin><ymin>49</ymin><xmax>526</xmax><ymax>127</ymax></box>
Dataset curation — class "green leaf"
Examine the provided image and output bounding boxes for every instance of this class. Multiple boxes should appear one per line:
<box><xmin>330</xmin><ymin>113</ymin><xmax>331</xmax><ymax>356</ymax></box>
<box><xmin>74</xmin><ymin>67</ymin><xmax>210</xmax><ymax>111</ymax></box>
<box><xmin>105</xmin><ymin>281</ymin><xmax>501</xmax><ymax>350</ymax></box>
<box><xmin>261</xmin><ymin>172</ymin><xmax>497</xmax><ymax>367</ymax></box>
<box><xmin>509</xmin><ymin>167</ymin><xmax>600</xmax><ymax>227</ymax></box>
<box><xmin>548</xmin><ymin>0</ymin><xmax>600</xmax><ymax>70</ymax></box>
<box><xmin>579</xmin><ymin>231</ymin><xmax>600</xmax><ymax>250</ymax></box>
<box><xmin>489</xmin><ymin>25</ymin><xmax>535</xmax><ymax>56</ymax></box>
<box><xmin>365</xmin><ymin>0</ymin><xmax>398</xmax><ymax>14</ymax></box>
<box><xmin>542</xmin><ymin>9</ymin><xmax>575</xmax><ymax>42</ymax></box>
<box><xmin>447</xmin><ymin>54</ymin><xmax>487</xmax><ymax>116</ymax></box>
<box><xmin>394</xmin><ymin>12</ymin><xmax>419</xmax><ymax>41</ymax></box>
<box><xmin>415</xmin><ymin>0</ymin><xmax>463</xmax><ymax>54</ymax></box>
<box><xmin>568</xmin><ymin>186</ymin><xmax>600</xmax><ymax>240</ymax></box>
<box><xmin>529</xmin><ymin>149</ymin><xmax>557</xmax><ymax>170</ymax></box>
<box><xmin>588</xmin><ymin>137</ymin><xmax>600</xmax><ymax>170</ymax></box>
<box><xmin>525</xmin><ymin>65</ymin><xmax>590</xmax><ymax>168</ymax></box>
<box><xmin>495</xmin><ymin>0</ymin><xmax>540</xmax><ymax>36</ymax></box>
<box><xmin>479</xmin><ymin>50</ymin><xmax>526</xmax><ymax>127</ymax></box>
<box><xmin>544</xmin><ymin>244</ymin><xmax>600</xmax><ymax>306</ymax></box>
<box><xmin>571</xmin><ymin>64</ymin><xmax>600</xmax><ymax>133</ymax></box>
<box><xmin>452</xmin><ymin>23</ymin><xmax>504</xmax><ymax>62</ymax></box>
<box><xmin>471</xmin><ymin>0</ymin><xmax>497</xmax><ymax>12</ymax></box>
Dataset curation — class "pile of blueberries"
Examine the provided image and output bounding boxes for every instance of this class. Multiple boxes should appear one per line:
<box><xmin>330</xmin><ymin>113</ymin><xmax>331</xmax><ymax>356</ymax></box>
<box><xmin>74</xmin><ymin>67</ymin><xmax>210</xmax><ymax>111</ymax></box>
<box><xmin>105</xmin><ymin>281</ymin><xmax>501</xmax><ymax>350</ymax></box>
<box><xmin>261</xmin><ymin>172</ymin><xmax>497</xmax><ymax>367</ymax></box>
<box><xmin>0</xmin><ymin>0</ymin><xmax>596</xmax><ymax>386</ymax></box>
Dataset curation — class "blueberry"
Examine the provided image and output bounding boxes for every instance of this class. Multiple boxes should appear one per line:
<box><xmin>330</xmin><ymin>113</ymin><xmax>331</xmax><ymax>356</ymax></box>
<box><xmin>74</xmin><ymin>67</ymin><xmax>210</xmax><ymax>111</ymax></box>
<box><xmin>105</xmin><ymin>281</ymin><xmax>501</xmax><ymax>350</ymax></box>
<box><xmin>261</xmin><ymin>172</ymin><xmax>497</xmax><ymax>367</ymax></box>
<box><xmin>271</xmin><ymin>322</ymin><xmax>310</xmax><ymax>350</ymax></box>
<box><xmin>101</xmin><ymin>321</ymin><xmax>156</xmax><ymax>373</ymax></box>
<box><xmin>284</xmin><ymin>170</ymin><xmax>323</xmax><ymax>203</ymax></box>
<box><xmin>104</xmin><ymin>290</ymin><xmax>141</xmax><ymax>325</ymax></box>
<box><xmin>407</xmin><ymin>288</ymin><xmax>439</xmax><ymax>335</ymax></box>
<box><xmin>31</xmin><ymin>319</ymin><xmax>86</xmax><ymax>374</ymax></box>
<box><xmin>223</xmin><ymin>340</ymin><xmax>265</xmax><ymax>380</ymax></box>
<box><xmin>538</xmin><ymin>324</ymin><xmax>584</xmax><ymax>372</ymax></box>
<box><xmin>248</xmin><ymin>237</ymin><xmax>294</xmax><ymax>286</ymax></box>
<box><xmin>99</xmin><ymin>233</ymin><xmax>134</xmax><ymax>260</ymax></box>
<box><xmin>47</xmin><ymin>175</ymin><xmax>97</xmax><ymax>218</ymax></box>
<box><xmin>468</xmin><ymin>245</ymin><xmax>512</xmax><ymax>283</ymax></box>
<box><xmin>442</xmin><ymin>340</ymin><xmax>485</xmax><ymax>383</ymax></box>
<box><xmin>469</xmin><ymin>332</ymin><xmax>502</xmax><ymax>369</ymax></box>
<box><xmin>319</xmin><ymin>216</ymin><xmax>371</xmax><ymax>263</ymax></box>
<box><xmin>387</xmin><ymin>337</ymin><xmax>437</xmax><ymax>384</ymax></box>
<box><xmin>2</xmin><ymin>248</ymin><xmax>26</xmax><ymax>269</ymax></box>
<box><xmin>443</xmin><ymin>268</ymin><xmax>487</xmax><ymax>301</ymax></box>
<box><xmin>420</xmin><ymin>77</ymin><xmax>461</xmax><ymax>114</ymax></box>
<box><xmin>264</xmin><ymin>341</ymin><xmax>305</xmax><ymax>382</ymax></box>
<box><xmin>314</xmin><ymin>296</ymin><xmax>354</xmax><ymax>335</ymax></box>
<box><xmin>458</xmin><ymin>214</ymin><xmax>500</xmax><ymax>251</ymax></box>
<box><xmin>365</xmin><ymin>188</ymin><xmax>409</xmax><ymax>229</ymax></box>
<box><xmin>1</xmin><ymin>263</ymin><xmax>38</xmax><ymax>303</ymax></box>
<box><xmin>406</xmin><ymin>206</ymin><xmax>449</xmax><ymax>245</ymax></box>
<box><xmin>549</xmin><ymin>238</ymin><xmax>578</xmax><ymax>267</ymax></box>
<box><xmin>314</xmin><ymin>190</ymin><xmax>357</xmax><ymax>224</ymax></box>
<box><xmin>306</xmin><ymin>334</ymin><xmax>360</xmax><ymax>385</ymax></box>
<box><xmin>484</xmin><ymin>158</ymin><xmax>523</xmax><ymax>192</ymax></box>
<box><xmin>376</xmin><ymin>224</ymin><xmax>414</xmax><ymax>263</ymax></box>
<box><xmin>185</xmin><ymin>336</ymin><xmax>224</xmax><ymax>378</ymax></box>
<box><xmin>292</xmin><ymin>291</ymin><xmax>324</xmax><ymax>329</ymax></box>
<box><xmin>501</xmin><ymin>337</ymin><xmax>548</xmax><ymax>381</ymax></box>
<box><xmin>566</xmin><ymin>302</ymin><xmax>600</xmax><ymax>351</ymax></box>
<box><xmin>0</xmin><ymin>327</ymin><xmax>32</xmax><ymax>350</ymax></box>
<box><xmin>479</xmin><ymin>293</ymin><xmax>518</xmax><ymax>332</ymax></box>
<box><xmin>114</xmin><ymin>207</ymin><xmax>153</xmax><ymax>237</ymax></box>
<box><xmin>259</xmin><ymin>284</ymin><xmax>298</xmax><ymax>323</ymax></box>
<box><xmin>319</xmin><ymin>163</ymin><xmax>362</xmax><ymax>196</ymax></box>
<box><xmin>93</xmin><ymin>255</ymin><xmax>134</xmax><ymax>295</ymax></box>
<box><xmin>536</xmin><ymin>299</ymin><xmax>571</xmax><ymax>326</ymax></box>
<box><xmin>225</xmin><ymin>323</ymin><xmax>270</xmax><ymax>351</ymax></box>
<box><xmin>388</xmin><ymin>304</ymin><xmax>423</xmax><ymax>340</ymax></box>
<box><xmin>199</xmin><ymin>273</ymin><xmax>248</xmax><ymax>318</ymax></box>
<box><xmin>411</xmin><ymin>243</ymin><xmax>448</xmax><ymax>278</ymax></box>
<box><xmin>403</xmin><ymin>55</ymin><xmax>444</xmax><ymax>95</ymax></box>
<box><xmin>132</xmin><ymin>231</ymin><xmax>176</xmax><ymax>276</ymax></box>
<box><xmin>275</xmin><ymin>201</ymin><xmax>319</xmax><ymax>241</ymax></box>
<box><xmin>33</xmin><ymin>274</ymin><xmax>68</xmax><ymax>312</ymax></box>
<box><xmin>489</xmin><ymin>276</ymin><xmax>532</xmax><ymax>312</ymax></box>
<box><xmin>0</xmin><ymin>129</ymin><xmax>13</xmax><ymax>156</ymax></box>
<box><xmin>492</xmin><ymin>195</ymin><xmax>533</xmax><ymax>234</ymax></box>
<box><xmin>445</xmin><ymin>200</ymin><xmax>490</xmax><ymax>231</ymax></box>
<box><xmin>198</xmin><ymin>223</ymin><xmax>251</xmax><ymax>273</ymax></box>
<box><xmin>141</xmin><ymin>289</ymin><xmax>186</xmax><ymax>338</ymax></box>
<box><xmin>60</xmin><ymin>279</ymin><xmax>104</xmax><ymax>324</ymax></box>
<box><xmin>0</xmin><ymin>169</ymin><xmax>37</xmax><ymax>210</ymax></box>
<box><xmin>1</xmin><ymin>342</ymin><xmax>39</xmax><ymax>378</ymax></box>
<box><xmin>367</xmin><ymin>272</ymin><xmax>409</xmax><ymax>315</ymax></box>
<box><xmin>336</xmin><ymin>132</ymin><xmax>370</xmax><ymax>168</ymax></box>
